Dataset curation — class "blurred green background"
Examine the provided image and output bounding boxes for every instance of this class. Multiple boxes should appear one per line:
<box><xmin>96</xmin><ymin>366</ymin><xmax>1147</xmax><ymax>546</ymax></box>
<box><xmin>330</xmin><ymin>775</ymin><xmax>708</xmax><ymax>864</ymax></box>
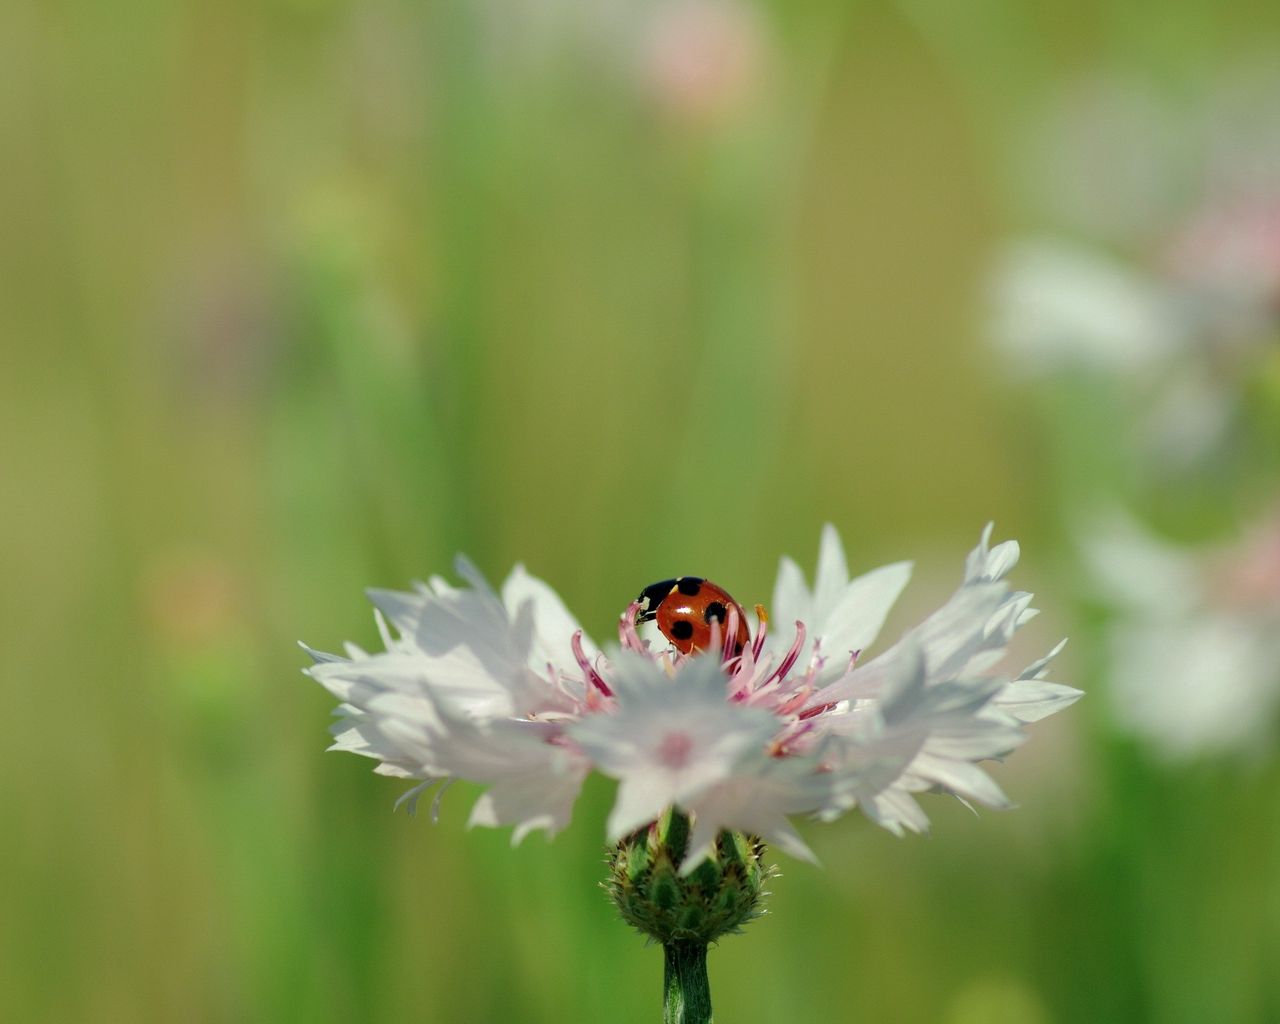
<box><xmin>3</xmin><ymin>1</ymin><xmax>1278</xmax><ymax>1021</ymax></box>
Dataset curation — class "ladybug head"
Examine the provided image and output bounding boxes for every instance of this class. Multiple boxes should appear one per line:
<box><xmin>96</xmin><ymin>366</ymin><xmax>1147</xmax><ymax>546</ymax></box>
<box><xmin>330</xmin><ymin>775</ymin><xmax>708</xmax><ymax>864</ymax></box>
<box><xmin>634</xmin><ymin>578</ymin><xmax>678</xmax><ymax>623</ymax></box>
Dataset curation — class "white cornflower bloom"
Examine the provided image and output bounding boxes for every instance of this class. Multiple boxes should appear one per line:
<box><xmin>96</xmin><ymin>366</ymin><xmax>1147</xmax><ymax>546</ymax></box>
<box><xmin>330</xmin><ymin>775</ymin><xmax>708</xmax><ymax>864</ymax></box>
<box><xmin>304</xmin><ymin>525</ymin><xmax>1080</xmax><ymax>869</ymax></box>
<box><xmin>1084</xmin><ymin>512</ymin><xmax>1280</xmax><ymax>759</ymax></box>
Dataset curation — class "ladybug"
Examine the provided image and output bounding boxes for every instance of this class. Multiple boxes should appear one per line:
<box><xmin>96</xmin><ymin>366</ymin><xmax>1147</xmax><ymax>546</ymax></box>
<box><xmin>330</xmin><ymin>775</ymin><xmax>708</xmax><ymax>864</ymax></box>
<box><xmin>634</xmin><ymin>577</ymin><xmax>751</xmax><ymax>655</ymax></box>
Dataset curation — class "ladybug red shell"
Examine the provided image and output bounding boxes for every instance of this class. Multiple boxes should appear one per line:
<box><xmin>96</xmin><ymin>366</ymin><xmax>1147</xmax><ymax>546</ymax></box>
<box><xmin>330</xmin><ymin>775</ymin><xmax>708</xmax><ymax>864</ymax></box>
<box><xmin>634</xmin><ymin>577</ymin><xmax>751</xmax><ymax>655</ymax></box>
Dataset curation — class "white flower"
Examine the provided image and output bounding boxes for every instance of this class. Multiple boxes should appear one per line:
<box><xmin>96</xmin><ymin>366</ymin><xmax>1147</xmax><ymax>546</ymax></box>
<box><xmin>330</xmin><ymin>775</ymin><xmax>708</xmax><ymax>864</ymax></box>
<box><xmin>987</xmin><ymin>67</ymin><xmax>1280</xmax><ymax>469</ymax></box>
<box><xmin>1083</xmin><ymin>512</ymin><xmax>1280</xmax><ymax>759</ymax></box>
<box><xmin>988</xmin><ymin>239</ymin><xmax>1185</xmax><ymax>376</ymax></box>
<box><xmin>303</xmin><ymin>526</ymin><xmax>1080</xmax><ymax>868</ymax></box>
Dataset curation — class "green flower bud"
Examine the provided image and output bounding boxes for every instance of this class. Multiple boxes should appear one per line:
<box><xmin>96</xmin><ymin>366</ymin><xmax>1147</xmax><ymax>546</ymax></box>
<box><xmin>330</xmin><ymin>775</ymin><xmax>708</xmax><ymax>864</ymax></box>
<box><xmin>605</xmin><ymin>807</ymin><xmax>772</xmax><ymax>945</ymax></box>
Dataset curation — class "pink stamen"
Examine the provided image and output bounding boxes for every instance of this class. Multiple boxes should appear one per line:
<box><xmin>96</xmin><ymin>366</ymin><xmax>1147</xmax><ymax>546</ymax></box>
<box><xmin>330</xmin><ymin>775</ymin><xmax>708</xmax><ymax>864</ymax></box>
<box><xmin>765</xmin><ymin>620</ymin><xmax>806</xmax><ymax>688</ymax></box>
<box><xmin>585</xmin><ymin>685</ymin><xmax>609</xmax><ymax>712</ymax></box>
<box><xmin>708</xmin><ymin>614</ymin><xmax>723</xmax><ymax>655</ymax></box>
<box><xmin>728</xmin><ymin>647</ymin><xmax>760</xmax><ymax>700</ymax></box>
<box><xmin>774</xmin><ymin>686</ymin><xmax>813</xmax><ymax>718</ymax></box>
<box><xmin>751</xmin><ymin>605</ymin><xmax>769</xmax><ymax>661</ymax></box>
<box><xmin>770</xmin><ymin>719</ymin><xmax>816</xmax><ymax>757</ymax></box>
<box><xmin>742</xmin><ymin>621</ymin><xmax>807</xmax><ymax>707</ymax></box>
<box><xmin>572</xmin><ymin>630</ymin><xmax>613</xmax><ymax>697</ymax></box>
<box><xmin>618</xmin><ymin>602</ymin><xmax>646</xmax><ymax>654</ymax></box>
<box><xmin>548</xmin><ymin>661</ymin><xmax>576</xmax><ymax>701</ymax></box>
<box><xmin>721</xmin><ymin>604</ymin><xmax>741</xmax><ymax>662</ymax></box>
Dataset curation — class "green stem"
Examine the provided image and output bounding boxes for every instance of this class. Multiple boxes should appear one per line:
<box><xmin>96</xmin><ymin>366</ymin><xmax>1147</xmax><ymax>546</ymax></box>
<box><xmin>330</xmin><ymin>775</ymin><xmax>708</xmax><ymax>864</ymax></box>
<box><xmin>663</xmin><ymin>942</ymin><xmax>712</xmax><ymax>1024</ymax></box>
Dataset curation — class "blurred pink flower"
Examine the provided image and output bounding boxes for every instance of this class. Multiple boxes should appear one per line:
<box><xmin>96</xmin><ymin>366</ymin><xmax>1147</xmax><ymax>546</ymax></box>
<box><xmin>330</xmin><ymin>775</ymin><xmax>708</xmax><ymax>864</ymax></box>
<box><xmin>1084</xmin><ymin>511</ymin><xmax>1280</xmax><ymax>759</ymax></box>
<box><xmin>640</xmin><ymin>0</ymin><xmax>767</xmax><ymax>124</ymax></box>
<box><xmin>1164</xmin><ymin>195</ymin><xmax>1280</xmax><ymax>339</ymax></box>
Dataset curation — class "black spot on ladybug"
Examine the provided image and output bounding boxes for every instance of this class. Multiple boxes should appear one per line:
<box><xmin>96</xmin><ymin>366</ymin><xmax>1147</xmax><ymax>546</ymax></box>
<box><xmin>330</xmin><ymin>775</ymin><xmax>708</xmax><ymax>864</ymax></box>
<box><xmin>677</xmin><ymin>577</ymin><xmax>704</xmax><ymax>596</ymax></box>
<box><xmin>703</xmin><ymin>601</ymin><xmax>727</xmax><ymax>624</ymax></box>
<box><xmin>670</xmin><ymin>620</ymin><xmax>695</xmax><ymax>640</ymax></box>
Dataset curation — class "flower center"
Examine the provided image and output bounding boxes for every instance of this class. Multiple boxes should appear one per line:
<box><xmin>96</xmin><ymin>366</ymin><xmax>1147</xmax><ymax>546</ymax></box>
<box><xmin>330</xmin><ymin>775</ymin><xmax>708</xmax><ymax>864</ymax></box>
<box><xmin>657</xmin><ymin>730</ymin><xmax>695</xmax><ymax>768</ymax></box>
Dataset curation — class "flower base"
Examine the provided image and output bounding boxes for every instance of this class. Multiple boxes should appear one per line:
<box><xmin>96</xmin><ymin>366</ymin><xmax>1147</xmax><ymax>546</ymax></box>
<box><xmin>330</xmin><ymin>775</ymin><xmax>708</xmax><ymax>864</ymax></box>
<box><xmin>606</xmin><ymin>807</ymin><xmax>770</xmax><ymax>946</ymax></box>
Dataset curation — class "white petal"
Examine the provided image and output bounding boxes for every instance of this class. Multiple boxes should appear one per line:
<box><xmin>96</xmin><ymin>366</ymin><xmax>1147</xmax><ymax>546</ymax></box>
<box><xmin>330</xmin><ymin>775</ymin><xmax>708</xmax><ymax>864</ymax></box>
<box><xmin>1020</xmin><ymin>638</ymin><xmax>1069</xmax><ymax>680</ymax></box>
<box><xmin>607</xmin><ymin>775</ymin><xmax>676</xmax><ymax>841</ymax></box>
<box><xmin>770</xmin><ymin>555</ymin><xmax>809</xmax><ymax>629</ymax></box>
<box><xmin>501</xmin><ymin>563</ymin><xmax>596</xmax><ymax>674</ymax></box>
<box><xmin>994</xmin><ymin>680</ymin><xmax>1084</xmax><ymax>723</ymax></box>
<box><xmin>812</xmin><ymin>523</ymin><xmax>851</xmax><ymax>613</ymax></box>
<box><xmin>818</xmin><ymin>560</ymin><xmax>913</xmax><ymax>660</ymax></box>
<box><xmin>909</xmin><ymin>754</ymin><xmax>1012</xmax><ymax>809</ymax></box>
<box><xmin>467</xmin><ymin>762</ymin><xmax>585</xmax><ymax>842</ymax></box>
<box><xmin>816</xmin><ymin>642</ymin><xmax>1032</xmax><ymax>835</ymax></box>
<box><xmin>365</xmin><ymin>587</ymin><xmax>433</xmax><ymax>639</ymax></box>
<box><xmin>680</xmin><ymin>758</ymin><xmax>827</xmax><ymax>872</ymax></box>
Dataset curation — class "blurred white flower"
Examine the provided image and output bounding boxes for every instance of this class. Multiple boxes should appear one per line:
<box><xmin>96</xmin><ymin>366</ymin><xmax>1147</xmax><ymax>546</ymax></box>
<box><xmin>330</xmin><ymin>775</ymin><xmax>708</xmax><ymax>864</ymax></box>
<box><xmin>988</xmin><ymin>66</ymin><xmax>1280</xmax><ymax>466</ymax></box>
<box><xmin>1084</xmin><ymin>512</ymin><xmax>1280</xmax><ymax>759</ymax></box>
<box><xmin>989</xmin><ymin>239</ymin><xmax>1186</xmax><ymax>375</ymax></box>
<box><xmin>304</xmin><ymin>526</ymin><xmax>1079</xmax><ymax>868</ymax></box>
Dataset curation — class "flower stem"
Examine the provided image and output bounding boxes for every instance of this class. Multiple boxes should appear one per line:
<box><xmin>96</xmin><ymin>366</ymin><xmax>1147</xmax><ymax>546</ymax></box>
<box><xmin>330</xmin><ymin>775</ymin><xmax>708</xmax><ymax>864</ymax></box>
<box><xmin>663</xmin><ymin>942</ymin><xmax>712</xmax><ymax>1024</ymax></box>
